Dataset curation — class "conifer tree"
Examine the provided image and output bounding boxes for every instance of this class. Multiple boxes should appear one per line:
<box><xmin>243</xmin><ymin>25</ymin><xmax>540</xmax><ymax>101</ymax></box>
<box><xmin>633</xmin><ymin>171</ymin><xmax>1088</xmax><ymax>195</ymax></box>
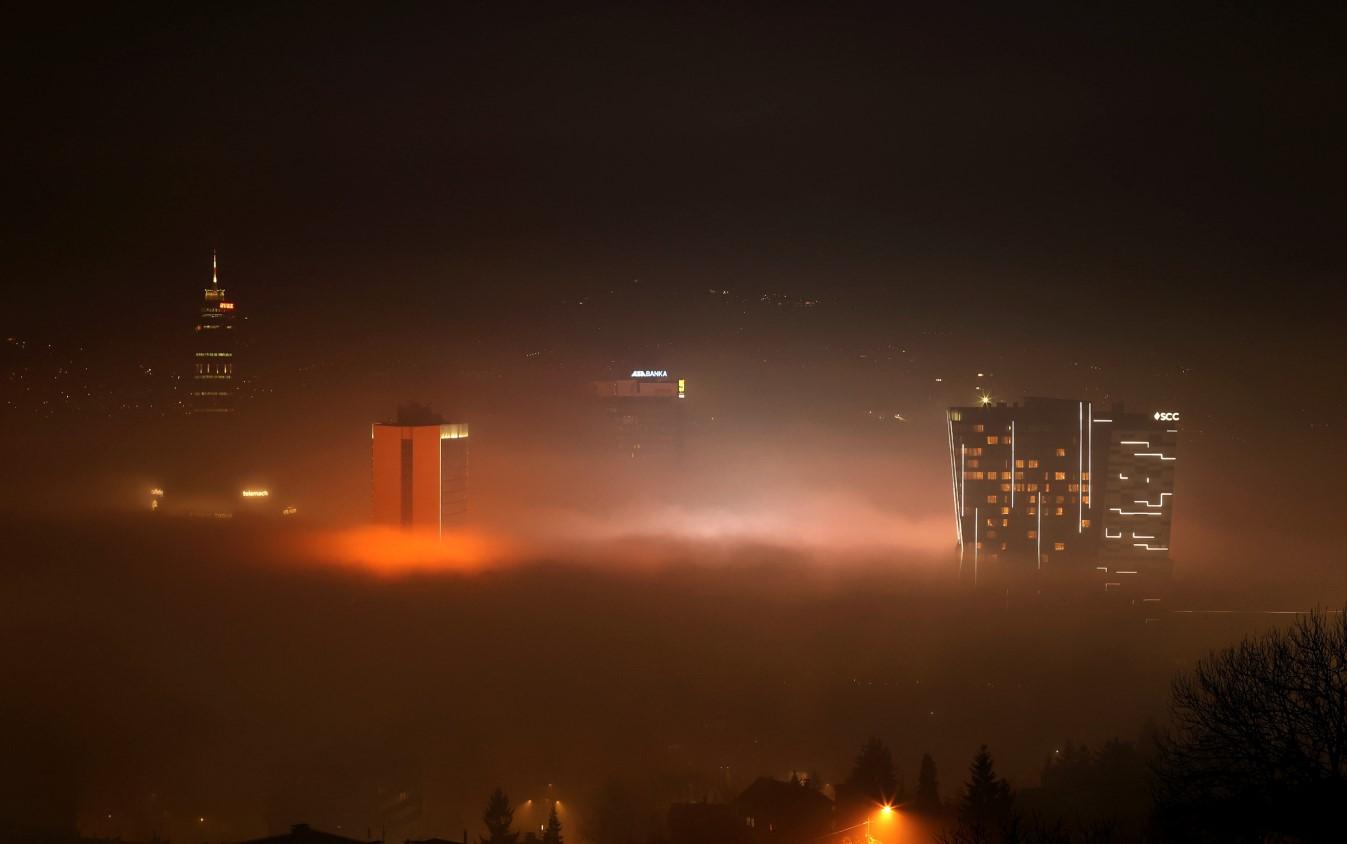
<box><xmin>481</xmin><ymin>788</ymin><xmax>519</xmax><ymax>844</ymax></box>
<box><xmin>541</xmin><ymin>805</ymin><xmax>563</xmax><ymax>844</ymax></box>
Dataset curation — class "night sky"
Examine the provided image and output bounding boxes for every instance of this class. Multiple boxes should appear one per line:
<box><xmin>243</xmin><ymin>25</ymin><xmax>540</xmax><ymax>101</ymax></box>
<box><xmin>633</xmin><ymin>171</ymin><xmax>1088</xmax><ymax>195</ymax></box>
<box><xmin>10</xmin><ymin>5</ymin><xmax>1345</xmax><ymax>330</ymax></box>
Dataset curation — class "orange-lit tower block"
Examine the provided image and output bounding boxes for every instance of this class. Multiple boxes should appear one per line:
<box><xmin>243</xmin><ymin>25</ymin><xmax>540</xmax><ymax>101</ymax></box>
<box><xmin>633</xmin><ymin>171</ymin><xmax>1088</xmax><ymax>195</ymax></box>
<box><xmin>371</xmin><ymin>421</ymin><xmax>469</xmax><ymax>534</ymax></box>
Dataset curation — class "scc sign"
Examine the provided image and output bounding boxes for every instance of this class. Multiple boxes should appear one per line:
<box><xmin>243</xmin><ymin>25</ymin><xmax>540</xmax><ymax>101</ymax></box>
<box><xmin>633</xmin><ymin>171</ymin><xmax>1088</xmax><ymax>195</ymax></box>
<box><xmin>1153</xmin><ymin>411</ymin><xmax>1180</xmax><ymax>422</ymax></box>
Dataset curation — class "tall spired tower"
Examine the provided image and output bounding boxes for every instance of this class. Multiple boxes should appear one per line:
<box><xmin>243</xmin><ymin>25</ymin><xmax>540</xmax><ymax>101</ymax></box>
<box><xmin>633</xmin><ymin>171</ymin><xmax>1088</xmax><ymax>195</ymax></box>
<box><xmin>188</xmin><ymin>251</ymin><xmax>237</xmax><ymax>415</ymax></box>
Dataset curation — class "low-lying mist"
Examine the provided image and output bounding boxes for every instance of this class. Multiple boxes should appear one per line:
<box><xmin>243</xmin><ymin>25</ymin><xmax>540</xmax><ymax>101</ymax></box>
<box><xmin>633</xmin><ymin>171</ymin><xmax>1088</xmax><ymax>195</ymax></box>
<box><xmin>1</xmin><ymin>514</ymin><xmax>1310</xmax><ymax>844</ymax></box>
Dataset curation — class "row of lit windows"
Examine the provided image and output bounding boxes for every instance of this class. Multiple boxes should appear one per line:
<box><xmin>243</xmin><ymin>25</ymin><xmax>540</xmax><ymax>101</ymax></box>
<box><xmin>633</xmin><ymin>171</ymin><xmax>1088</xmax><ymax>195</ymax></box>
<box><xmin>974</xmin><ymin>541</ymin><xmax>1067</xmax><ymax>552</ymax></box>
<box><xmin>195</xmin><ymin>352</ymin><xmax>233</xmax><ymax>357</ymax></box>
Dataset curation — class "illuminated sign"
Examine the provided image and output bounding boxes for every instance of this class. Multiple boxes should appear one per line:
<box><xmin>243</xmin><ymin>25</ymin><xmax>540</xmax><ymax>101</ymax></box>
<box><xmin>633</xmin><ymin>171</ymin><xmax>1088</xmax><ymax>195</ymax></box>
<box><xmin>219</xmin><ymin>302</ymin><xmax>235</xmax><ymax>310</ymax></box>
<box><xmin>631</xmin><ymin>369</ymin><xmax>668</xmax><ymax>378</ymax></box>
<box><xmin>1153</xmin><ymin>411</ymin><xmax>1180</xmax><ymax>422</ymax></box>
<box><xmin>241</xmin><ymin>489</ymin><xmax>269</xmax><ymax>497</ymax></box>
<box><xmin>150</xmin><ymin>488</ymin><xmax>165</xmax><ymax>497</ymax></box>
<box><xmin>677</xmin><ymin>378</ymin><xmax>686</xmax><ymax>398</ymax></box>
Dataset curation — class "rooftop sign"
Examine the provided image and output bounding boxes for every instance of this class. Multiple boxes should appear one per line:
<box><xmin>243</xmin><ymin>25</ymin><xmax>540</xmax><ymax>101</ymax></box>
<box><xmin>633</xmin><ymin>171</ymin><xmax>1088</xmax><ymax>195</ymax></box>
<box><xmin>631</xmin><ymin>369</ymin><xmax>668</xmax><ymax>378</ymax></box>
<box><xmin>1153</xmin><ymin>411</ymin><xmax>1180</xmax><ymax>422</ymax></box>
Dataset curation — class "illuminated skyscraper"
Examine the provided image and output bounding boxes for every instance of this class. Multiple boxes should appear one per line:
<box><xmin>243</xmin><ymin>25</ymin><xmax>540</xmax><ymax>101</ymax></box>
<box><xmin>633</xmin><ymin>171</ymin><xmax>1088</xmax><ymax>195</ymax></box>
<box><xmin>371</xmin><ymin>406</ymin><xmax>469</xmax><ymax>534</ymax></box>
<box><xmin>188</xmin><ymin>251</ymin><xmax>237</xmax><ymax>415</ymax></box>
<box><xmin>946</xmin><ymin>397</ymin><xmax>1177</xmax><ymax>593</ymax></box>
<box><xmin>590</xmin><ymin>369</ymin><xmax>687</xmax><ymax>459</ymax></box>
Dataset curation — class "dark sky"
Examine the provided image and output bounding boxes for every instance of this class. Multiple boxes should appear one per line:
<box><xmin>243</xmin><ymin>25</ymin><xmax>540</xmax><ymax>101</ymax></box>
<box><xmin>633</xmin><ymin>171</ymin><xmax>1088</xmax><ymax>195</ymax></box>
<box><xmin>8</xmin><ymin>4</ymin><xmax>1346</xmax><ymax>334</ymax></box>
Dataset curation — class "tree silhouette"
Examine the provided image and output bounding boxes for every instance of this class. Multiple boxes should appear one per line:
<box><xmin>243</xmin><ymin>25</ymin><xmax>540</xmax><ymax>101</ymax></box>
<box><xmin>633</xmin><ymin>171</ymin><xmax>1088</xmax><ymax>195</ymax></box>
<box><xmin>480</xmin><ymin>788</ymin><xmax>519</xmax><ymax>844</ymax></box>
<box><xmin>915</xmin><ymin>752</ymin><xmax>941</xmax><ymax>813</ymax></box>
<box><xmin>541</xmin><ymin>805</ymin><xmax>563</xmax><ymax>844</ymax></box>
<box><xmin>844</xmin><ymin>736</ymin><xmax>899</xmax><ymax>804</ymax></box>
<box><xmin>1156</xmin><ymin>608</ymin><xmax>1347</xmax><ymax>841</ymax></box>
<box><xmin>943</xmin><ymin>745</ymin><xmax>1012</xmax><ymax>844</ymax></box>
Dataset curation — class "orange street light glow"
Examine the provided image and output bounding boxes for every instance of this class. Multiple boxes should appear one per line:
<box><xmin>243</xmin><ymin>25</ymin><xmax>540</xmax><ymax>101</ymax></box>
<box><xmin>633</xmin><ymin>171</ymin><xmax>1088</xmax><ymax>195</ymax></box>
<box><xmin>297</xmin><ymin>525</ymin><xmax>514</xmax><ymax>577</ymax></box>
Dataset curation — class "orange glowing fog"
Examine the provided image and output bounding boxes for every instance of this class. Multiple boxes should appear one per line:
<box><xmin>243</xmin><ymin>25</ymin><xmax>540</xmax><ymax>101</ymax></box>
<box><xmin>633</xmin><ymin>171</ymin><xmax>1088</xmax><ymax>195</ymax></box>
<box><xmin>293</xmin><ymin>493</ymin><xmax>951</xmax><ymax>578</ymax></box>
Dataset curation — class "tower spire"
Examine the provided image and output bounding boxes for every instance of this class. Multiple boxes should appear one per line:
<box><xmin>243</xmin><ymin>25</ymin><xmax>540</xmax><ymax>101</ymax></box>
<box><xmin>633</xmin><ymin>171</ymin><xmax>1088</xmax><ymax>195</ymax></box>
<box><xmin>211</xmin><ymin>249</ymin><xmax>219</xmax><ymax>288</ymax></box>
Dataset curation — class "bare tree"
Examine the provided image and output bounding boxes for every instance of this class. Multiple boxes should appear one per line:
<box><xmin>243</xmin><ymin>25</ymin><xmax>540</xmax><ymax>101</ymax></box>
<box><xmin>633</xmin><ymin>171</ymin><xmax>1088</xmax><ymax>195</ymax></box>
<box><xmin>1156</xmin><ymin>608</ymin><xmax>1347</xmax><ymax>841</ymax></box>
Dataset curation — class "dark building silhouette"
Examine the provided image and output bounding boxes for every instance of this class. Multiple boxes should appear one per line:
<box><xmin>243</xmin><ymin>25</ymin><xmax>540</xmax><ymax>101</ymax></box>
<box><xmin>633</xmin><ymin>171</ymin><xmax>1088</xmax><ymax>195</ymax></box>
<box><xmin>589</xmin><ymin>369</ymin><xmax>686</xmax><ymax>459</ymax></box>
<box><xmin>669</xmin><ymin>777</ymin><xmax>835</xmax><ymax>844</ymax></box>
<box><xmin>668</xmin><ymin>802</ymin><xmax>742</xmax><ymax>844</ymax></box>
<box><xmin>235</xmin><ymin>822</ymin><xmax>380</xmax><ymax>844</ymax></box>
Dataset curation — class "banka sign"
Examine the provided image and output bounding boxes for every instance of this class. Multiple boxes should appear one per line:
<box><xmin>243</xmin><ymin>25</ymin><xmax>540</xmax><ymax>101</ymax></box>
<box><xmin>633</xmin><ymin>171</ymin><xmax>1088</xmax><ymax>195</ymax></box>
<box><xmin>631</xmin><ymin>370</ymin><xmax>669</xmax><ymax>378</ymax></box>
<box><xmin>1153</xmin><ymin>411</ymin><xmax>1180</xmax><ymax>422</ymax></box>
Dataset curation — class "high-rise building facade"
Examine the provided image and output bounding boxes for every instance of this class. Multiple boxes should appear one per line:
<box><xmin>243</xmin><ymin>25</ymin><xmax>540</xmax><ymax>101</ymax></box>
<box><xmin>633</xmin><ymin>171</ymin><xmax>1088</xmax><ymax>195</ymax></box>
<box><xmin>371</xmin><ymin>417</ymin><xmax>469</xmax><ymax>533</ymax></box>
<box><xmin>946</xmin><ymin>397</ymin><xmax>1177</xmax><ymax>592</ymax></box>
<box><xmin>188</xmin><ymin>251</ymin><xmax>237</xmax><ymax>415</ymax></box>
<box><xmin>590</xmin><ymin>369</ymin><xmax>686</xmax><ymax>459</ymax></box>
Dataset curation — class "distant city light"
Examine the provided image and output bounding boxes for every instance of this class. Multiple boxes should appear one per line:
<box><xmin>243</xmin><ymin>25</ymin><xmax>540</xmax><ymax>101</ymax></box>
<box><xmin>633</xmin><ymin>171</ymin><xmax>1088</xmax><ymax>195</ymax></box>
<box><xmin>977</xmin><ymin>391</ymin><xmax>994</xmax><ymax>407</ymax></box>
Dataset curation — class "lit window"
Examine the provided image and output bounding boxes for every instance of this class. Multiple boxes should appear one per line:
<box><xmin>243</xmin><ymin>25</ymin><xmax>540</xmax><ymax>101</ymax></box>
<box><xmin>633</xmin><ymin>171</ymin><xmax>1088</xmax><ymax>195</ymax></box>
<box><xmin>974</xmin><ymin>424</ymin><xmax>984</xmax><ymax>433</ymax></box>
<box><xmin>1081</xmin><ymin>519</ymin><xmax>1091</xmax><ymax>528</ymax></box>
<box><xmin>1056</xmin><ymin>496</ymin><xmax>1065</xmax><ymax>504</ymax></box>
<box><xmin>1027</xmin><ymin>530</ymin><xmax>1037</xmax><ymax>539</ymax></box>
<box><xmin>1055</xmin><ymin>507</ymin><xmax>1064</xmax><ymax>516</ymax></box>
<box><xmin>1054</xmin><ymin>542</ymin><xmax>1066</xmax><ymax>551</ymax></box>
<box><xmin>1001</xmin><ymin>519</ymin><xmax>1009</xmax><ymax>527</ymax></box>
<box><xmin>1000</xmin><ymin>483</ymin><xmax>1011</xmax><ymax>492</ymax></box>
<box><xmin>987</xmin><ymin>436</ymin><xmax>999</xmax><ymax>445</ymax></box>
<box><xmin>1027</xmin><ymin>483</ymin><xmax>1039</xmax><ymax>492</ymax></box>
<box><xmin>1000</xmin><ymin>507</ymin><xmax>1010</xmax><ymax>515</ymax></box>
<box><xmin>987</xmin><ymin>495</ymin><xmax>998</xmax><ymax>504</ymax></box>
<box><xmin>966</xmin><ymin>447</ymin><xmax>983</xmax><ymax>457</ymax></box>
<box><xmin>1054</xmin><ymin>471</ymin><xmax>1067</xmax><ymax>480</ymax></box>
<box><xmin>1055</xmin><ymin>448</ymin><xmax>1067</xmax><ymax>457</ymax></box>
<box><xmin>1015</xmin><ymin>459</ymin><xmax>1024</xmax><ymax>468</ymax></box>
<box><xmin>967</xmin><ymin>459</ymin><xmax>980</xmax><ymax>468</ymax></box>
<box><xmin>1028</xmin><ymin>459</ymin><xmax>1040</xmax><ymax>469</ymax></box>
